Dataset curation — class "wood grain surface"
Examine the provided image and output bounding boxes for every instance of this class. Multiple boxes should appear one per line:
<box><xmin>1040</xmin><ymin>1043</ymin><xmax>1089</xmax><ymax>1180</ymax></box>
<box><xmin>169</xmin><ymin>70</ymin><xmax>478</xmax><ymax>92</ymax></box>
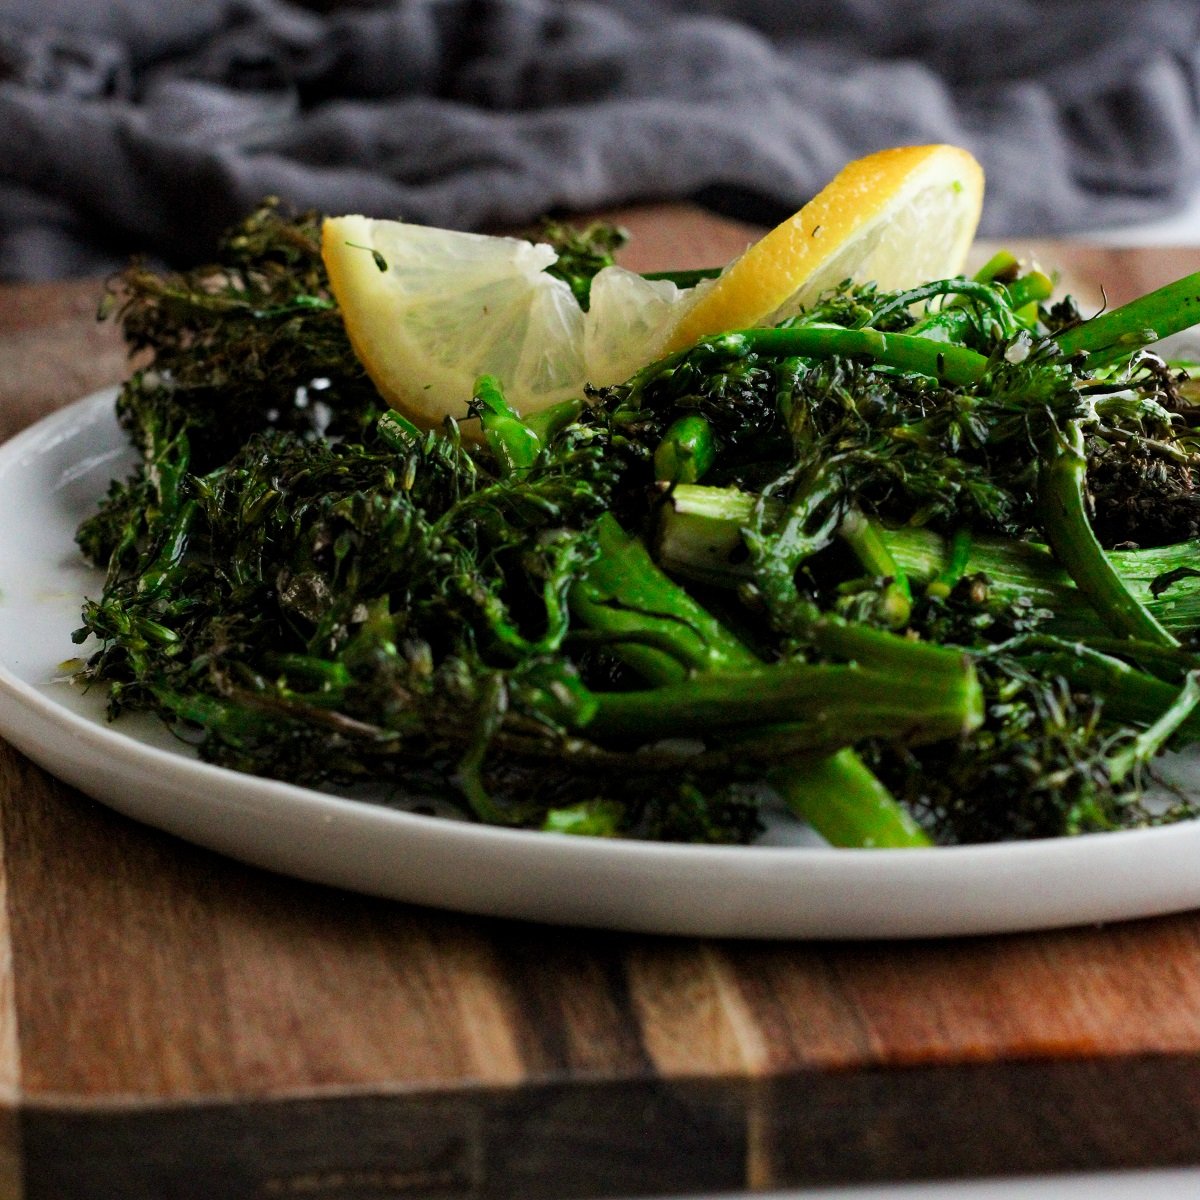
<box><xmin>2</xmin><ymin>208</ymin><xmax>1200</xmax><ymax>1200</ymax></box>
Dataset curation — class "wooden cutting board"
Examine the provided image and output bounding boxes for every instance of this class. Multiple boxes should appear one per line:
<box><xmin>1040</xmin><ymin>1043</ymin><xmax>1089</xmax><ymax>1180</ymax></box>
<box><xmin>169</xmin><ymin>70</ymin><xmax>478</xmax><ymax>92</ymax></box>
<box><xmin>1</xmin><ymin>209</ymin><xmax>1200</xmax><ymax>1200</ymax></box>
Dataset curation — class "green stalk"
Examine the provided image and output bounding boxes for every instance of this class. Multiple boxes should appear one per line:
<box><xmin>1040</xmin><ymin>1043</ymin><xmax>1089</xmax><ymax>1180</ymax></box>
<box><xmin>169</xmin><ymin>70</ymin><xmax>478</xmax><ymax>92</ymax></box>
<box><xmin>1016</xmin><ymin>644</ymin><xmax>1200</xmax><ymax>742</ymax></box>
<box><xmin>1006</xmin><ymin>271</ymin><xmax>1055</xmax><ymax>310</ymax></box>
<box><xmin>906</xmin><ymin>309</ymin><xmax>976</xmax><ymax>346</ymax></box>
<box><xmin>473</xmin><ymin>374</ymin><xmax>540</xmax><ymax>475</ymax></box>
<box><xmin>1079</xmin><ymin>637</ymin><xmax>1200</xmax><ymax>682</ymax></box>
<box><xmin>924</xmin><ymin>529</ymin><xmax>974</xmax><ymax>599</ymax></box>
<box><xmin>743</xmin><ymin>460</ymin><xmax>845</xmax><ymax>608</ymax></box>
<box><xmin>838</xmin><ymin>509</ymin><xmax>912</xmax><ymax>627</ymax></box>
<box><xmin>524</xmin><ymin>397</ymin><xmax>584</xmax><ymax>445</ymax></box>
<box><xmin>377</xmin><ymin>409</ymin><xmax>423</xmax><ymax>448</ymax></box>
<box><xmin>885</xmin><ymin>528</ymin><xmax>1200</xmax><ymax>639</ymax></box>
<box><xmin>896</xmin><ymin>527</ymin><xmax>1110</xmax><ymax>631</ymax></box>
<box><xmin>577</xmin><ymin>517</ymin><xmax>974</xmax><ymax>730</ymax></box>
<box><xmin>138</xmin><ymin>500</ymin><xmax>198</xmax><ymax>599</ymax></box>
<box><xmin>630</xmin><ymin>327</ymin><xmax>990</xmax><ymax>406</ymax></box>
<box><xmin>901</xmin><ymin>264</ymin><xmax>1053</xmax><ymax>346</ymax></box>
<box><xmin>774</xmin><ymin>748</ymin><xmax>929</xmax><ymax>848</ymax></box>
<box><xmin>726</xmin><ymin>327</ymin><xmax>990</xmax><ymax>386</ymax></box>
<box><xmin>657</xmin><ymin>483</ymin><xmax>1200</xmax><ymax>641</ymax></box>
<box><xmin>655</xmin><ymin>483</ymin><xmax>763</xmax><ymax>586</ymax></box>
<box><xmin>973</xmin><ymin>250</ymin><xmax>1019</xmax><ymax>284</ymax></box>
<box><xmin>1054</xmin><ymin>271</ymin><xmax>1200</xmax><ymax>367</ymax></box>
<box><xmin>1039</xmin><ymin>420</ymin><xmax>1178</xmax><ymax>647</ymax></box>
<box><xmin>654</xmin><ymin>487</ymin><xmax>982</xmax><ymax>670</ymax></box>
<box><xmin>571</xmin><ymin>514</ymin><xmax>933</xmax><ymax>846</ymax></box>
<box><xmin>865</xmin><ymin>279</ymin><xmax>1016</xmax><ymax>333</ymax></box>
<box><xmin>582</xmin><ymin>658</ymin><xmax>982</xmax><ymax>748</ymax></box>
<box><xmin>654</xmin><ymin>414</ymin><xmax>716</xmax><ymax>483</ymax></box>
<box><xmin>1108</xmin><ymin>671</ymin><xmax>1200</xmax><ymax>784</ymax></box>
<box><xmin>458</xmin><ymin>673</ymin><xmax>523</xmax><ymax>826</ymax></box>
<box><xmin>570</xmin><ymin>513</ymin><xmax>760</xmax><ymax>680</ymax></box>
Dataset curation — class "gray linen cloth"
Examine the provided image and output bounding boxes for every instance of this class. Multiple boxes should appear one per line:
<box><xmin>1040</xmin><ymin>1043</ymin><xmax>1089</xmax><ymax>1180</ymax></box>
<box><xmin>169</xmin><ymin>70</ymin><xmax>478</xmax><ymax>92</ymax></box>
<box><xmin>0</xmin><ymin>0</ymin><xmax>1198</xmax><ymax>279</ymax></box>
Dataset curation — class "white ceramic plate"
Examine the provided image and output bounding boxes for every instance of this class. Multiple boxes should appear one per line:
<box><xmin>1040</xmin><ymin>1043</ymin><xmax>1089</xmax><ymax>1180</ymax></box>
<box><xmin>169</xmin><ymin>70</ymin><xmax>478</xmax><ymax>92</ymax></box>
<box><xmin>4</xmin><ymin>390</ymin><xmax>1200</xmax><ymax>940</ymax></box>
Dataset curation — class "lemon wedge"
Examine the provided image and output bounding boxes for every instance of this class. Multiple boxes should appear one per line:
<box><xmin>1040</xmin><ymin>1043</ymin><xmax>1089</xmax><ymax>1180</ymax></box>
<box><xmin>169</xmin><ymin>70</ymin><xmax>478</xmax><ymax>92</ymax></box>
<box><xmin>322</xmin><ymin>217</ymin><xmax>698</xmax><ymax>428</ymax></box>
<box><xmin>662</xmin><ymin>144</ymin><xmax>984</xmax><ymax>352</ymax></box>
<box><xmin>323</xmin><ymin>144</ymin><xmax>984</xmax><ymax>429</ymax></box>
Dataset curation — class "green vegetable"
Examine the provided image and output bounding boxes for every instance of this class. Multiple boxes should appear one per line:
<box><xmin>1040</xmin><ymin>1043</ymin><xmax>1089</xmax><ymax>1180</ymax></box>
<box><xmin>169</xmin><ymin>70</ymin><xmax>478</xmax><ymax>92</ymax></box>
<box><xmin>1054</xmin><ymin>272</ymin><xmax>1200</xmax><ymax>366</ymax></box>
<box><xmin>654</xmin><ymin>414</ymin><xmax>717</xmax><ymax>484</ymax></box>
<box><xmin>73</xmin><ymin>203</ymin><xmax>1200</xmax><ymax>847</ymax></box>
<box><xmin>568</xmin><ymin>511</ymin><xmax>936</xmax><ymax>847</ymax></box>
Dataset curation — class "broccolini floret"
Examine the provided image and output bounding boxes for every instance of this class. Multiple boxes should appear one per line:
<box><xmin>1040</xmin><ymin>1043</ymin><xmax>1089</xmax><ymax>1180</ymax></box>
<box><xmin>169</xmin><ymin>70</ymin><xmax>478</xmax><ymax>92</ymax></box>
<box><xmin>73</xmin><ymin>202</ymin><xmax>1200</xmax><ymax>845</ymax></box>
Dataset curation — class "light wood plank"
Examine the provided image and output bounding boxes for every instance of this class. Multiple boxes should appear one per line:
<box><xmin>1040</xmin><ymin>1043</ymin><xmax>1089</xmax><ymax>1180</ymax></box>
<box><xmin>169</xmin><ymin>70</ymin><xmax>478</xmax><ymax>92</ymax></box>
<box><xmin>0</xmin><ymin>279</ymin><xmax>127</xmax><ymax>439</ymax></box>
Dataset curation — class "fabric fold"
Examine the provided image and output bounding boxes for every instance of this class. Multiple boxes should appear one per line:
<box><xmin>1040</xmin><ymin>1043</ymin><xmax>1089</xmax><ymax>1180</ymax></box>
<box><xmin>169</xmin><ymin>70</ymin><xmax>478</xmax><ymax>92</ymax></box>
<box><xmin>0</xmin><ymin>0</ymin><xmax>1198</xmax><ymax>279</ymax></box>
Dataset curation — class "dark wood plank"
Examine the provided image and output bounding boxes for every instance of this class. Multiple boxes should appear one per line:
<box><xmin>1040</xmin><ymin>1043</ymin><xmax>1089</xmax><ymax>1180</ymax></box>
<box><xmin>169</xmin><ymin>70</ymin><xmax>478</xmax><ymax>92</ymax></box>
<box><xmin>756</xmin><ymin>1055</ymin><xmax>1200</xmax><ymax>1188</ymax></box>
<box><xmin>20</xmin><ymin>1054</ymin><xmax>1200</xmax><ymax>1198</ymax></box>
<box><xmin>21</xmin><ymin>1080</ymin><xmax>749</xmax><ymax>1200</ymax></box>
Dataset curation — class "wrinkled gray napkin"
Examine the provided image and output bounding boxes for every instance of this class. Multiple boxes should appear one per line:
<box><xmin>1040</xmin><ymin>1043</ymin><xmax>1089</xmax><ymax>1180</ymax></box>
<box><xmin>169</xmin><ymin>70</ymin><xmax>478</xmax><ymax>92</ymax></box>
<box><xmin>1</xmin><ymin>0</ymin><xmax>1198</xmax><ymax>279</ymax></box>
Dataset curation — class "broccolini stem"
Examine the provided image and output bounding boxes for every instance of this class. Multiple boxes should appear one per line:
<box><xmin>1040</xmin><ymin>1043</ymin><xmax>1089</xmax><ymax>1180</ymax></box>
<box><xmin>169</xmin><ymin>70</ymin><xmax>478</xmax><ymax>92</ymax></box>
<box><xmin>265</xmin><ymin>653</ymin><xmax>352</xmax><ymax>693</ymax></box>
<box><xmin>1054</xmin><ymin>271</ymin><xmax>1200</xmax><ymax>367</ymax></box>
<box><xmin>886</xmin><ymin>528</ymin><xmax>1200</xmax><ymax>639</ymax></box>
<box><xmin>657</xmin><ymin>483</ymin><xmax>1200</xmax><ymax>639</ymax></box>
<box><xmin>898</xmin><ymin>268</ymin><xmax>1052</xmax><ymax>346</ymax></box>
<box><xmin>1006</xmin><ymin>271</ymin><xmax>1055</xmax><ymax>310</ymax></box>
<box><xmin>655</xmin><ymin>496</ymin><xmax>974</xmax><ymax>682</ymax></box>
<box><xmin>458</xmin><ymin>672</ymin><xmax>529</xmax><ymax>826</ymax></box>
<box><xmin>628</xmin><ymin>327</ymin><xmax>990</xmax><ymax>406</ymax></box>
<box><xmin>744</xmin><ymin>460</ymin><xmax>845</xmax><ymax>607</ymax></box>
<box><xmin>583</xmin><ymin>657</ymin><xmax>983</xmax><ymax>747</ymax></box>
<box><xmin>864</xmin><ymin>279</ymin><xmax>1016</xmax><ymax>333</ymax></box>
<box><xmin>137</xmin><ymin>500</ymin><xmax>199</xmax><ymax>600</ymax></box>
<box><xmin>641</xmin><ymin>267</ymin><xmax>722</xmax><ymax>287</ymax></box>
<box><xmin>570</xmin><ymin>513</ymin><xmax>759</xmax><ymax>679</ymax></box>
<box><xmin>377</xmin><ymin>409</ymin><xmax>423</xmax><ymax>447</ymax></box>
<box><xmin>723</xmin><ymin>327</ymin><xmax>990</xmax><ymax>386</ymax></box>
<box><xmin>1039</xmin><ymin>420</ymin><xmax>1178</xmax><ymax>647</ymax></box>
<box><xmin>525</xmin><ymin>397</ymin><xmax>584</xmax><ymax>444</ymax></box>
<box><xmin>774</xmin><ymin>355</ymin><xmax>807</xmax><ymax>423</ymax></box>
<box><xmin>905</xmin><ymin>309</ymin><xmax>975</xmax><ymax>345</ymax></box>
<box><xmin>837</xmin><ymin>509</ymin><xmax>912</xmax><ymax>627</ymax></box>
<box><xmin>1078</xmin><ymin>636</ymin><xmax>1200</xmax><ymax>682</ymax></box>
<box><xmin>807</xmin><ymin>611</ymin><xmax>979</xmax><ymax>675</ymax></box>
<box><xmin>572</xmin><ymin>513</ymin><xmax>933</xmax><ymax>846</ymax></box>
<box><xmin>473</xmin><ymin>374</ymin><xmax>540</xmax><ymax>474</ymax></box>
<box><xmin>924</xmin><ymin>529</ymin><xmax>974</xmax><ymax>599</ymax></box>
<box><xmin>771</xmin><ymin>749</ymin><xmax>931</xmax><ymax>848</ymax></box>
<box><xmin>655</xmin><ymin>483</ymin><xmax>757</xmax><ymax>587</ymax></box>
<box><xmin>973</xmin><ymin>250</ymin><xmax>1020</xmax><ymax>283</ymax></box>
<box><xmin>654</xmin><ymin>414</ymin><xmax>717</xmax><ymax>483</ymax></box>
<box><xmin>1107</xmin><ymin>671</ymin><xmax>1200</xmax><ymax>784</ymax></box>
<box><xmin>1015</xmin><ymin>643</ymin><xmax>1200</xmax><ymax>743</ymax></box>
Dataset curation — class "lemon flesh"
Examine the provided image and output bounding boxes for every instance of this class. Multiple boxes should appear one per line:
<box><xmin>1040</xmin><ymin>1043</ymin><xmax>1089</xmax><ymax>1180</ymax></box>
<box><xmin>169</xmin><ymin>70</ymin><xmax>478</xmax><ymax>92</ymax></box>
<box><xmin>663</xmin><ymin>144</ymin><xmax>985</xmax><ymax>352</ymax></box>
<box><xmin>583</xmin><ymin>266</ymin><xmax>700</xmax><ymax>387</ymax></box>
<box><xmin>322</xmin><ymin>216</ymin><xmax>588</xmax><ymax>428</ymax></box>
